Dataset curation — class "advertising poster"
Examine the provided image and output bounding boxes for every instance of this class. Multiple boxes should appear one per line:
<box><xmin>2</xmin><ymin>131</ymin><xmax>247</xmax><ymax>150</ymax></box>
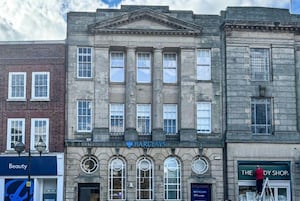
<box><xmin>5</xmin><ymin>179</ymin><xmax>34</xmax><ymax>201</ymax></box>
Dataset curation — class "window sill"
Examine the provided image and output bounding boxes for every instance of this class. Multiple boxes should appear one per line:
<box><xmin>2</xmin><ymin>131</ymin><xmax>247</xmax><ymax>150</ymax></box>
<box><xmin>7</xmin><ymin>98</ymin><xmax>26</xmax><ymax>102</ymax></box>
<box><xmin>75</xmin><ymin>77</ymin><xmax>93</xmax><ymax>81</ymax></box>
<box><xmin>30</xmin><ymin>98</ymin><xmax>50</xmax><ymax>102</ymax></box>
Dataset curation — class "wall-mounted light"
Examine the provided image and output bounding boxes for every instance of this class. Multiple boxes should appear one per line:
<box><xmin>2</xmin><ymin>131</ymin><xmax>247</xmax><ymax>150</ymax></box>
<box><xmin>171</xmin><ymin>148</ymin><xmax>176</xmax><ymax>155</ymax></box>
<box><xmin>115</xmin><ymin>147</ymin><xmax>120</xmax><ymax>156</ymax></box>
<box><xmin>259</xmin><ymin>85</ymin><xmax>266</xmax><ymax>97</ymax></box>
<box><xmin>198</xmin><ymin>144</ymin><xmax>203</xmax><ymax>157</ymax></box>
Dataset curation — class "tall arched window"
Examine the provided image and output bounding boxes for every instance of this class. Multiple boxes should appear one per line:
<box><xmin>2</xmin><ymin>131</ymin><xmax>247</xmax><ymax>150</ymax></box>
<box><xmin>164</xmin><ymin>157</ymin><xmax>181</xmax><ymax>200</ymax></box>
<box><xmin>109</xmin><ymin>157</ymin><xmax>126</xmax><ymax>200</ymax></box>
<box><xmin>136</xmin><ymin>157</ymin><xmax>153</xmax><ymax>200</ymax></box>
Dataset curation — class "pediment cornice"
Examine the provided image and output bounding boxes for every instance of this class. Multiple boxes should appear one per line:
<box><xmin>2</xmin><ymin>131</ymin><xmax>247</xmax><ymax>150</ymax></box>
<box><xmin>88</xmin><ymin>8</ymin><xmax>202</xmax><ymax>36</ymax></box>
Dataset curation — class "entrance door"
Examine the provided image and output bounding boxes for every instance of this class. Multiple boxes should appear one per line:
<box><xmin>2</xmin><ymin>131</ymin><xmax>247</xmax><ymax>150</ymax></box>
<box><xmin>78</xmin><ymin>183</ymin><xmax>100</xmax><ymax>201</ymax></box>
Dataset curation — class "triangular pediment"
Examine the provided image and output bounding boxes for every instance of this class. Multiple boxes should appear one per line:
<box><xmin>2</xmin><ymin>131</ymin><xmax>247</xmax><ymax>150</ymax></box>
<box><xmin>88</xmin><ymin>8</ymin><xmax>202</xmax><ymax>36</ymax></box>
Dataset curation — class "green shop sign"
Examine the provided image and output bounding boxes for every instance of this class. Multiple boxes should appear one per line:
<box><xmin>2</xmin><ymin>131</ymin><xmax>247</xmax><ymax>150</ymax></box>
<box><xmin>238</xmin><ymin>161</ymin><xmax>290</xmax><ymax>180</ymax></box>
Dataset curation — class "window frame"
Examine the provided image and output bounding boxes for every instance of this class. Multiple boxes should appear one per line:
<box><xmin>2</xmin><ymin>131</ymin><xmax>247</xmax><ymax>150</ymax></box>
<box><xmin>30</xmin><ymin>118</ymin><xmax>49</xmax><ymax>151</ymax></box>
<box><xmin>163</xmin><ymin>104</ymin><xmax>178</xmax><ymax>135</ymax></box>
<box><xmin>163</xmin><ymin>53</ymin><xmax>177</xmax><ymax>83</ymax></box>
<box><xmin>108</xmin><ymin>157</ymin><xmax>126</xmax><ymax>200</ymax></box>
<box><xmin>136</xmin><ymin>104</ymin><xmax>151</xmax><ymax>135</ymax></box>
<box><xmin>110</xmin><ymin>51</ymin><xmax>125</xmax><ymax>82</ymax></box>
<box><xmin>77</xmin><ymin>47</ymin><xmax>92</xmax><ymax>79</ymax></box>
<box><xmin>137</xmin><ymin>52</ymin><xmax>151</xmax><ymax>83</ymax></box>
<box><xmin>77</xmin><ymin>100</ymin><xmax>92</xmax><ymax>132</ymax></box>
<box><xmin>7</xmin><ymin>118</ymin><xmax>25</xmax><ymax>151</ymax></box>
<box><xmin>8</xmin><ymin>72</ymin><xmax>27</xmax><ymax>100</ymax></box>
<box><xmin>136</xmin><ymin>157</ymin><xmax>154</xmax><ymax>200</ymax></box>
<box><xmin>250</xmin><ymin>48</ymin><xmax>270</xmax><ymax>81</ymax></box>
<box><xmin>31</xmin><ymin>72</ymin><xmax>50</xmax><ymax>100</ymax></box>
<box><xmin>110</xmin><ymin>104</ymin><xmax>125</xmax><ymax>133</ymax></box>
<box><xmin>197</xmin><ymin>102</ymin><xmax>212</xmax><ymax>134</ymax></box>
<box><xmin>251</xmin><ymin>98</ymin><xmax>272</xmax><ymax>134</ymax></box>
<box><xmin>164</xmin><ymin>157</ymin><xmax>181</xmax><ymax>200</ymax></box>
<box><xmin>197</xmin><ymin>49</ymin><xmax>211</xmax><ymax>81</ymax></box>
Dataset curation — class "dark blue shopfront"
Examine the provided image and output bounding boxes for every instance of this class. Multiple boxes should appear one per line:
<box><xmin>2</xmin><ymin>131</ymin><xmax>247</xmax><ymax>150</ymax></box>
<box><xmin>0</xmin><ymin>156</ymin><xmax>58</xmax><ymax>201</ymax></box>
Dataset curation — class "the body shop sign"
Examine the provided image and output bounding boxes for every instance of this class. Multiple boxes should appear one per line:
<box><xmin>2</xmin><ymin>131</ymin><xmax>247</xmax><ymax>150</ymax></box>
<box><xmin>238</xmin><ymin>161</ymin><xmax>290</xmax><ymax>180</ymax></box>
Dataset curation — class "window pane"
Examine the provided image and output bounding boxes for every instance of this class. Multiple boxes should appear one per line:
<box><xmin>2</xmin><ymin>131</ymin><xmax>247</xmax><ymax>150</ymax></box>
<box><xmin>9</xmin><ymin>73</ymin><xmax>26</xmax><ymax>99</ymax></box>
<box><xmin>137</xmin><ymin>105</ymin><xmax>151</xmax><ymax>134</ymax></box>
<box><xmin>109</xmin><ymin>158</ymin><xmax>126</xmax><ymax>200</ymax></box>
<box><xmin>7</xmin><ymin>119</ymin><xmax>25</xmax><ymax>150</ymax></box>
<box><xmin>136</xmin><ymin>158</ymin><xmax>153</xmax><ymax>200</ymax></box>
<box><xmin>110</xmin><ymin>52</ymin><xmax>124</xmax><ymax>82</ymax></box>
<box><xmin>197</xmin><ymin>102</ymin><xmax>211</xmax><ymax>133</ymax></box>
<box><xmin>197</xmin><ymin>49</ymin><xmax>211</xmax><ymax>80</ymax></box>
<box><xmin>164</xmin><ymin>157</ymin><xmax>181</xmax><ymax>200</ymax></box>
<box><xmin>77</xmin><ymin>47</ymin><xmax>92</xmax><ymax>78</ymax></box>
<box><xmin>137</xmin><ymin>53</ymin><xmax>151</xmax><ymax>83</ymax></box>
<box><xmin>250</xmin><ymin>48</ymin><xmax>269</xmax><ymax>81</ymax></box>
<box><xmin>251</xmin><ymin>98</ymin><xmax>271</xmax><ymax>134</ymax></box>
<box><xmin>110</xmin><ymin>104</ymin><xmax>124</xmax><ymax>133</ymax></box>
<box><xmin>77</xmin><ymin>100</ymin><xmax>92</xmax><ymax>131</ymax></box>
<box><xmin>31</xmin><ymin>119</ymin><xmax>48</xmax><ymax>150</ymax></box>
<box><xmin>163</xmin><ymin>105</ymin><xmax>177</xmax><ymax>134</ymax></box>
<box><xmin>33</xmin><ymin>73</ymin><xmax>49</xmax><ymax>99</ymax></box>
<box><xmin>163</xmin><ymin>53</ymin><xmax>177</xmax><ymax>83</ymax></box>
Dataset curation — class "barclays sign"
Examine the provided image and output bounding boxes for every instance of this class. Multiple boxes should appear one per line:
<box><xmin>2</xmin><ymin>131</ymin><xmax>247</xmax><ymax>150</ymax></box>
<box><xmin>126</xmin><ymin>141</ymin><xmax>166</xmax><ymax>148</ymax></box>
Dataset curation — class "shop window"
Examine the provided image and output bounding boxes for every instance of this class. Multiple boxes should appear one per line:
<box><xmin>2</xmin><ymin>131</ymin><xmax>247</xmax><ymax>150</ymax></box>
<box><xmin>108</xmin><ymin>157</ymin><xmax>126</xmax><ymax>200</ymax></box>
<box><xmin>136</xmin><ymin>157</ymin><xmax>153</xmax><ymax>200</ymax></box>
<box><xmin>43</xmin><ymin>179</ymin><xmax>57</xmax><ymax>201</ymax></box>
<box><xmin>164</xmin><ymin>157</ymin><xmax>181</xmax><ymax>200</ymax></box>
<box><xmin>78</xmin><ymin>183</ymin><xmax>100</xmax><ymax>201</ymax></box>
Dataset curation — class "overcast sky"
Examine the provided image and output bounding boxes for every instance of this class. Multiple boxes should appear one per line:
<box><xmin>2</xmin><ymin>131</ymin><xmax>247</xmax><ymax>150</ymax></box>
<box><xmin>0</xmin><ymin>0</ymin><xmax>299</xmax><ymax>41</ymax></box>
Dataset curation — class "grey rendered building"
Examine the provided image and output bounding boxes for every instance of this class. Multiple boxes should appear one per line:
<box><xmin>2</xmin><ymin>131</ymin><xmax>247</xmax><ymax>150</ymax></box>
<box><xmin>65</xmin><ymin>5</ymin><xmax>224</xmax><ymax>201</ymax></box>
<box><xmin>223</xmin><ymin>7</ymin><xmax>300</xmax><ymax>201</ymax></box>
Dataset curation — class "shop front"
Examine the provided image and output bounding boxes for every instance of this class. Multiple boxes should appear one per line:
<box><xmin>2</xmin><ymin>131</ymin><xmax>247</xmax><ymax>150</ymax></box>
<box><xmin>0</xmin><ymin>154</ymin><xmax>64</xmax><ymax>201</ymax></box>
<box><xmin>238</xmin><ymin>161</ymin><xmax>291</xmax><ymax>201</ymax></box>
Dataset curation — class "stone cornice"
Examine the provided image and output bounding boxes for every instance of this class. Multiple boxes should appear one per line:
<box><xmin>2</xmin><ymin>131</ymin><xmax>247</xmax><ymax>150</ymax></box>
<box><xmin>223</xmin><ymin>21</ymin><xmax>300</xmax><ymax>33</ymax></box>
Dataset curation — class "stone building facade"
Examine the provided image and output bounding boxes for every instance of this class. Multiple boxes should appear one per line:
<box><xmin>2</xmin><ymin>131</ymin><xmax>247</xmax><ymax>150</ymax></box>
<box><xmin>223</xmin><ymin>7</ymin><xmax>300</xmax><ymax>201</ymax></box>
<box><xmin>0</xmin><ymin>41</ymin><xmax>65</xmax><ymax>201</ymax></box>
<box><xmin>65</xmin><ymin>5</ymin><xmax>224</xmax><ymax>201</ymax></box>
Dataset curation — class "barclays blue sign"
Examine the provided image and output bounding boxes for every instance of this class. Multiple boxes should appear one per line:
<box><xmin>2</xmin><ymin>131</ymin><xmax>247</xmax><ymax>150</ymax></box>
<box><xmin>126</xmin><ymin>141</ymin><xmax>166</xmax><ymax>148</ymax></box>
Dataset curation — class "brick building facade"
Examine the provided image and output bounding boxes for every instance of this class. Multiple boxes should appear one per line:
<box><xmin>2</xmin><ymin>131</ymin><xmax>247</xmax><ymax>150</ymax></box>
<box><xmin>0</xmin><ymin>41</ymin><xmax>65</xmax><ymax>201</ymax></box>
